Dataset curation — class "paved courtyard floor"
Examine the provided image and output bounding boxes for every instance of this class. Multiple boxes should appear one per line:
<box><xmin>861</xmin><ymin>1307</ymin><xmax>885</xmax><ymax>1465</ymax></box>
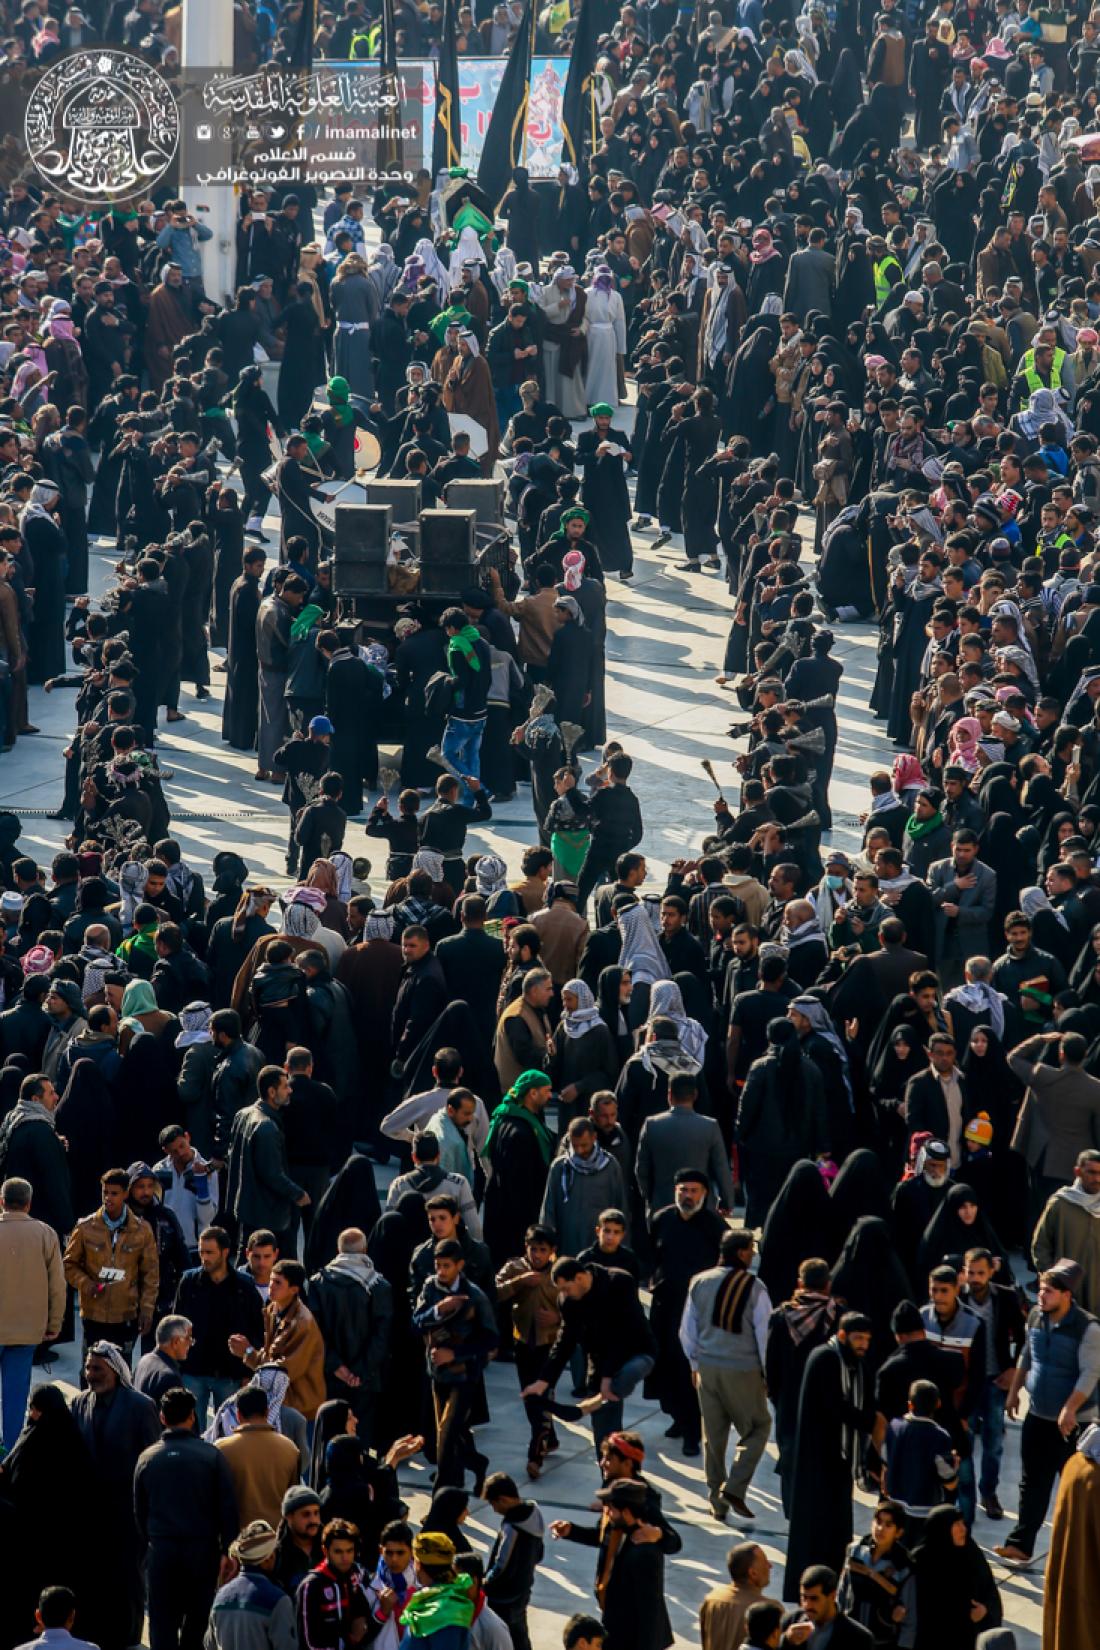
<box><xmin>1</xmin><ymin>439</ymin><xmax>1046</xmax><ymax>1647</ymax></box>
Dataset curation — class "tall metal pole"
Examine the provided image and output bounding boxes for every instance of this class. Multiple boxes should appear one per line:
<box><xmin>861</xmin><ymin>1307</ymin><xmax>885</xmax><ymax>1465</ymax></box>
<box><xmin>180</xmin><ymin>0</ymin><xmax>236</xmax><ymax>305</ymax></box>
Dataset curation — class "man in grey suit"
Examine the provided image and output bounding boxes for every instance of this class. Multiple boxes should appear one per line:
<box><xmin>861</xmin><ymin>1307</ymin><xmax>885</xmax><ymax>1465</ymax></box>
<box><xmin>928</xmin><ymin>828</ymin><xmax>997</xmax><ymax>986</ymax></box>
<box><xmin>1010</xmin><ymin>1030</ymin><xmax>1100</xmax><ymax>1205</ymax></box>
<box><xmin>635</xmin><ymin>1073</ymin><xmax>735</xmax><ymax>1219</ymax></box>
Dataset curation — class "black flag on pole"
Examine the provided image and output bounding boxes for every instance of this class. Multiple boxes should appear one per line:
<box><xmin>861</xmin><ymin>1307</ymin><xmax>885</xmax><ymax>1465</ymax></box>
<box><xmin>433</xmin><ymin>0</ymin><xmax>462</xmax><ymax>178</ymax></box>
<box><xmin>285</xmin><ymin>0</ymin><xmax>316</xmax><ymax>68</ymax></box>
<box><xmin>560</xmin><ymin>0</ymin><xmax>598</xmax><ymax>169</ymax></box>
<box><xmin>377</xmin><ymin>0</ymin><xmax>404</xmax><ymax>176</ymax></box>
<box><xmin>475</xmin><ymin>0</ymin><xmax>533</xmax><ymax>209</ymax></box>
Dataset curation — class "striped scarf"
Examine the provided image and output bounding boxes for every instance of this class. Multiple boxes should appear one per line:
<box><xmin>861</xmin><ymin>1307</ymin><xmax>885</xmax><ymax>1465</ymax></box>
<box><xmin>711</xmin><ymin>1266</ymin><xmax>754</xmax><ymax>1334</ymax></box>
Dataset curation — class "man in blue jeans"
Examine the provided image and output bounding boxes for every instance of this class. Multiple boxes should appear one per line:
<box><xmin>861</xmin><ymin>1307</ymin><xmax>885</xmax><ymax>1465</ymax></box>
<box><xmin>960</xmin><ymin>1246</ymin><xmax>1027</xmax><ymax>1522</ymax></box>
<box><xmin>438</xmin><ymin>607</ymin><xmax>490</xmax><ymax>804</ymax></box>
<box><xmin>0</xmin><ymin>1176</ymin><xmax>65</xmax><ymax>1449</ymax></box>
<box><xmin>522</xmin><ymin>1256</ymin><xmax>657</xmax><ymax>1457</ymax></box>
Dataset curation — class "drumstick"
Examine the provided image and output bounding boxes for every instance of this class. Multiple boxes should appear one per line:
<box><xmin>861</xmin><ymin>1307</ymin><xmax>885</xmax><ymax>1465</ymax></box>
<box><xmin>701</xmin><ymin>759</ymin><xmax>723</xmax><ymax>793</ymax></box>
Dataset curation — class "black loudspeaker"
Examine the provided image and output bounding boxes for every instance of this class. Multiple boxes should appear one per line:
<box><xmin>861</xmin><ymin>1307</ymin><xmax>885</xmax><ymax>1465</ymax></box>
<box><xmin>420</xmin><ymin>508</ymin><xmax>476</xmax><ymax>564</ymax></box>
<box><xmin>333</xmin><ymin>560</ymin><xmax>388</xmax><ymax>595</ymax></box>
<box><xmin>366</xmin><ymin>478</ymin><xmax>423</xmax><ymax>518</ymax></box>
<box><xmin>444</xmin><ymin>478</ymin><xmax>504</xmax><ymax>525</ymax></box>
<box><xmin>334</xmin><ymin>503</ymin><xmax>392</xmax><ymax>595</ymax></box>
<box><xmin>334</xmin><ymin>503</ymin><xmax>392</xmax><ymax>560</ymax></box>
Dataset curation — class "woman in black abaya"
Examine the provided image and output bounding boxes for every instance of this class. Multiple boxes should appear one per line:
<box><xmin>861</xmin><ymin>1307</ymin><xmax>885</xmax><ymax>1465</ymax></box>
<box><xmin>0</xmin><ymin>1385</ymin><xmax>95</xmax><ymax>1646</ymax></box>
<box><xmin>912</xmin><ymin>1505</ymin><xmax>1002</xmax><ymax>1649</ymax></box>
<box><xmin>830</xmin><ymin>48</ymin><xmax>862</xmax><ymax>129</ymax></box>
<box><xmin>320</xmin><ymin>1434</ymin><xmax>406</xmax><ymax>1556</ymax></box>
<box><xmin>758</xmin><ymin>1158</ymin><xmax>836</xmax><ymax>1302</ymax></box>
<box><xmin>724</xmin><ymin>314</ymin><xmax>780</xmax><ymax>445</ymax></box>
<box><xmin>829</xmin><ymin>1214</ymin><xmax>914</xmax><ymax>1372</ymax></box>
<box><xmin>980</xmin><ymin>811</ymin><xmax>1032</xmax><ymax>940</ymax></box>
<box><xmin>931</xmin><ymin>170</ymin><xmax>980</xmax><ymax>267</ymax></box>
<box><xmin>886</xmin><ymin>564</ymin><xmax>944</xmax><ymax>745</ymax></box>
<box><xmin>960</xmin><ymin>1025</ymin><xmax>1024</xmax><ymax>1147</ymax></box>
<box><xmin>55</xmin><ymin>1059</ymin><xmax>118</xmax><ymax>1223</ymax></box>
<box><xmin>304</xmin><ymin>1149</ymin><xmax>384</xmax><ymax>1271</ymax></box>
<box><xmin>208</xmin><ymin>488</ymin><xmax>245</xmax><ymax>651</ymax></box>
<box><xmin>806</xmin><ymin>82</ymin><xmax>835</xmax><ymax>158</ymax></box>
<box><xmin>869</xmin><ymin>1024</ymin><xmax>923</xmax><ymax>1175</ymax></box>
<box><xmin>22</xmin><ymin>483</ymin><xmax>67</xmax><ymax>682</ymax></box>
<box><xmin>368</xmin><ymin>1192</ymin><xmax>429</xmax><ymax>1448</ymax></box>
<box><xmin>498</xmin><ymin>167</ymin><xmax>541</xmax><ymax>269</ymax></box>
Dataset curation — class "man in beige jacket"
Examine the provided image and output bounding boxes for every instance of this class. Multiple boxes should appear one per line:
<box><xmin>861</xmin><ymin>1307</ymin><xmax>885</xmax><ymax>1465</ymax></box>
<box><xmin>64</xmin><ymin>1166</ymin><xmax>160</xmax><ymax>1360</ymax></box>
<box><xmin>214</xmin><ymin>1382</ymin><xmax>301</xmax><ymax>1527</ymax></box>
<box><xmin>0</xmin><ymin>1175</ymin><xmax>65</xmax><ymax>1448</ymax></box>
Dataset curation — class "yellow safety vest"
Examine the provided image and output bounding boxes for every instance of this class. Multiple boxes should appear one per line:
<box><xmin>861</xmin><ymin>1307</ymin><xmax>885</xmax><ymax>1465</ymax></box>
<box><xmin>1019</xmin><ymin>346</ymin><xmax>1065</xmax><ymax>404</ymax></box>
<box><xmin>873</xmin><ymin>256</ymin><xmax>902</xmax><ymax>307</ymax></box>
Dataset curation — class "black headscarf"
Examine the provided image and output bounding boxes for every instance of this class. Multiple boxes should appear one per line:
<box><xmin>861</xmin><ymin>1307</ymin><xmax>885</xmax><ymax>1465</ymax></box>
<box><xmin>399</xmin><ymin>999</ymin><xmax>500</xmax><ymax>1105</ymax></box>
<box><xmin>304</xmin><ymin>1150</ymin><xmax>384</xmax><ymax>1272</ymax></box>
<box><xmin>829</xmin><ymin>1215</ymin><xmax>913</xmax><ymax>1339</ymax></box>
<box><xmin>916</xmin><ymin>1181</ymin><xmax>1014</xmax><ymax>1283</ymax></box>
<box><xmin>828</xmin><ymin>1147</ymin><xmax>894</xmax><ymax>1252</ymax></box>
<box><xmin>309</xmin><ymin>1398</ymin><xmax>353</xmax><ymax>1491</ymax></box>
<box><xmin>421</xmin><ymin>1485</ymin><xmax>473</xmax><ymax>1553</ymax></box>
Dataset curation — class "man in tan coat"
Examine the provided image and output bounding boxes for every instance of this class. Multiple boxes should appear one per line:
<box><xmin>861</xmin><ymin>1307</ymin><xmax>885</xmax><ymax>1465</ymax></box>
<box><xmin>214</xmin><ymin>1382</ymin><xmax>301</xmax><ymax>1527</ymax></box>
<box><xmin>0</xmin><ymin>1175</ymin><xmax>64</xmax><ymax>1448</ymax></box>
<box><xmin>230</xmin><ymin>1258</ymin><xmax>326</xmax><ymax>1420</ymax></box>
<box><xmin>64</xmin><ymin>1166</ymin><xmax>159</xmax><ymax>1360</ymax></box>
<box><xmin>699</xmin><ymin>1542</ymin><xmax>779</xmax><ymax>1650</ymax></box>
<box><xmin>531</xmin><ymin>882</ymin><xmax>589</xmax><ymax>986</ymax></box>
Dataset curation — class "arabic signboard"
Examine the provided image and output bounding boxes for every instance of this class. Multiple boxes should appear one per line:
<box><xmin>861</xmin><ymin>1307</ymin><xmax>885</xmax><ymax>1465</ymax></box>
<box><xmin>7</xmin><ymin>55</ymin><xmax>563</xmax><ymax>196</ymax></box>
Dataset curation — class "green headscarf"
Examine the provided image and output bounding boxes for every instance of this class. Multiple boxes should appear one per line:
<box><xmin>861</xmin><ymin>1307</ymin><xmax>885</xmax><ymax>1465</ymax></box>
<box><xmin>291</xmin><ymin>603</ymin><xmax>324</xmax><ymax>641</ymax></box>
<box><xmin>119</xmin><ymin>978</ymin><xmax>158</xmax><ymax>1029</ymax></box>
<box><xmin>447</xmin><ymin>624</ymin><xmax>483</xmax><ymax>672</ymax></box>
<box><xmin>327</xmin><ymin>375</ymin><xmax>355</xmax><ymax>428</ymax></box>
<box><xmin>589</xmin><ymin>402</ymin><xmax>614</xmax><ymax>418</ymax></box>
<box><xmin>485</xmin><ymin>1071</ymin><xmax>554</xmax><ymax>1164</ymax></box>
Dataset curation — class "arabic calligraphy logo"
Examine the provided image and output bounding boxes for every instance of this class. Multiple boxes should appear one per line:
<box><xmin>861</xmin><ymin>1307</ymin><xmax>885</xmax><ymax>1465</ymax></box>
<box><xmin>25</xmin><ymin>50</ymin><xmax>179</xmax><ymax>204</ymax></box>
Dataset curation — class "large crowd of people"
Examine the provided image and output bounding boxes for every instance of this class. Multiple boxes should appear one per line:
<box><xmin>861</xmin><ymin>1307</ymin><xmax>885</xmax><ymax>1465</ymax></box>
<box><xmin>8</xmin><ymin>0</ymin><xmax>1100</xmax><ymax>1647</ymax></box>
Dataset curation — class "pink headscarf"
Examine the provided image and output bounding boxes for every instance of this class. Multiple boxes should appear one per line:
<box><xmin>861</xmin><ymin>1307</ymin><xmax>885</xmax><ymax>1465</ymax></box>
<box><xmin>21</xmin><ymin>944</ymin><xmax>53</xmax><ymax>975</ymax></box>
<box><xmin>892</xmin><ymin>753</ymin><xmax>926</xmax><ymax>794</ymax></box>
<box><xmin>750</xmin><ymin>229</ymin><xmax>779</xmax><ymax>265</ymax></box>
<box><xmin>948</xmin><ymin>716</ymin><xmax>981</xmax><ymax>771</ymax></box>
<box><xmin>562</xmin><ymin>549</ymin><xmax>585</xmax><ymax>591</ymax></box>
<box><xmin>285</xmin><ymin>884</ymin><xmax>327</xmax><ymax>912</ymax></box>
